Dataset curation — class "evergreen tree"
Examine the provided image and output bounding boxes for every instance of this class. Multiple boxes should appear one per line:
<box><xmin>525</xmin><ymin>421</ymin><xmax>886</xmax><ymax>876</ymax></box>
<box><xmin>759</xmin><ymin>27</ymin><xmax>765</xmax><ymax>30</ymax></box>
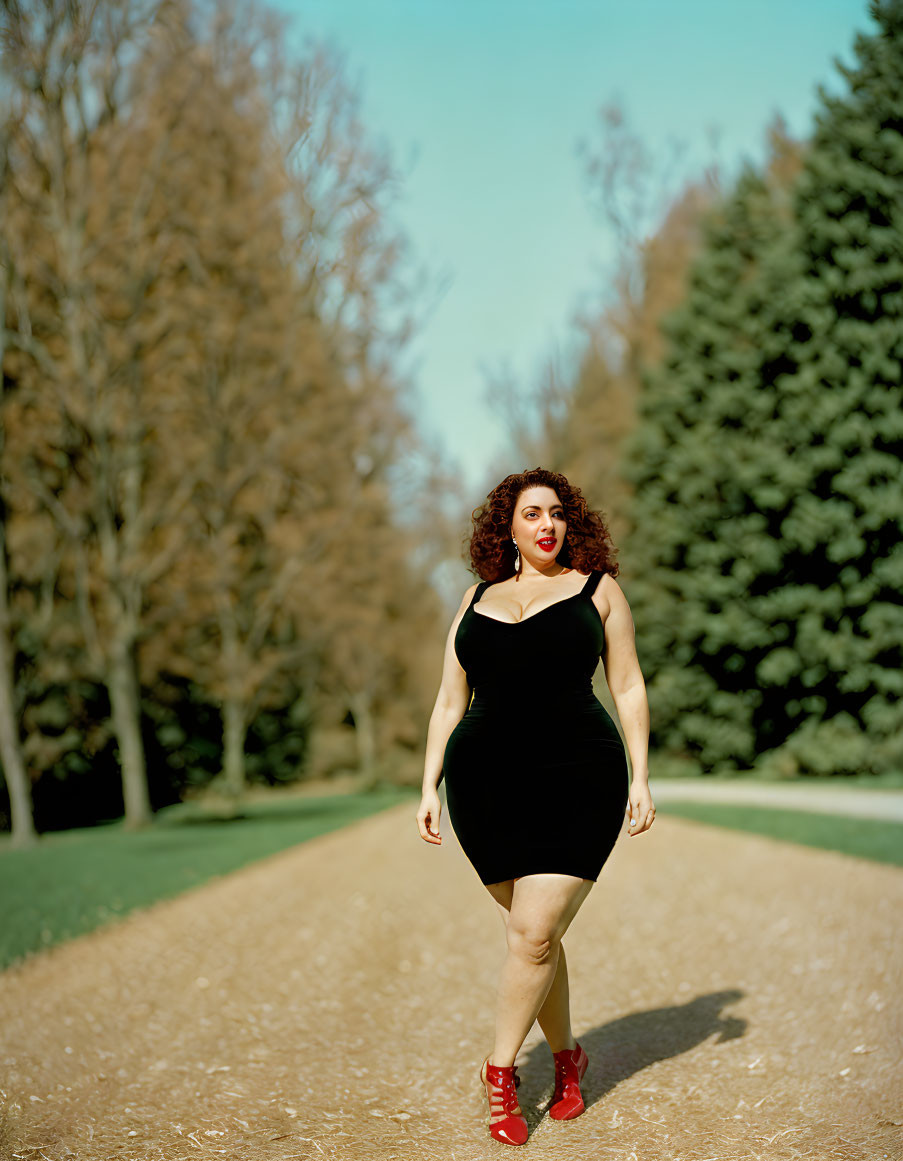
<box><xmin>759</xmin><ymin>0</ymin><xmax>903</xmax><ymax>776</ymax></box>
<box><xmin>624</xmin><ymin>165</ymin><xmax>799</xmax><ymax>775</ymax></box>
<box><xmin>625</xmin><ymin>1</ymin><xmax>903</xmax><ymax>778</ymax></box>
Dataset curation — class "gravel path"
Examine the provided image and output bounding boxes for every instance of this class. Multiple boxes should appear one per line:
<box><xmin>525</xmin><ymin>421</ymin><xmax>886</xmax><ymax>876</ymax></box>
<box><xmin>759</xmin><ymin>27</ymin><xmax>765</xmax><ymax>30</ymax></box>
<box><xmin>1</xmin><ymin>801</ymin><xmax>901</xmax><ymax>1161</ymax></box>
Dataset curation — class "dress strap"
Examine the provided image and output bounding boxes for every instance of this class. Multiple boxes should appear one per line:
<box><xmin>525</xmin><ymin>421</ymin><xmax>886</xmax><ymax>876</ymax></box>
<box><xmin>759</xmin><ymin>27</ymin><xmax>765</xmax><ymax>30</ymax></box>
<box><xmin>582</xmin><ymin>570</ymin><xmax>604</xmax><ymax>597</ymax></box>
<box><xmin>469</xmin><ymin>579</ymin><xmax>490</xmax><ymax>608</ymax></box>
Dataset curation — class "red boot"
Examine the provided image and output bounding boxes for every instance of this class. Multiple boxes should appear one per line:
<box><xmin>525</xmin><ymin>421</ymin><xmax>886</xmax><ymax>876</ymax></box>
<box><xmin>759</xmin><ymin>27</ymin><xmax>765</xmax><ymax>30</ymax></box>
<box><xmin>480</xmin><ymin>1057</ymin><xmax>529</xmax><ymax>1146</ymax></box>
<box><xmin>549</xmin><ymin>1042</ymin><xmax>588</xmax><ymax>1120</ymax></box>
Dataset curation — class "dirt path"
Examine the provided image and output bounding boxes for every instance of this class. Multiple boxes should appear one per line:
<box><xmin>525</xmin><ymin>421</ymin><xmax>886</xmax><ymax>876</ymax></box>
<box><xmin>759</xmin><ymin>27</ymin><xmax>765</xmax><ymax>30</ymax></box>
<box><xmin>1</xmin><ymin>802</ymin><xmax>901</xmax><ymax>1161</ymax></box>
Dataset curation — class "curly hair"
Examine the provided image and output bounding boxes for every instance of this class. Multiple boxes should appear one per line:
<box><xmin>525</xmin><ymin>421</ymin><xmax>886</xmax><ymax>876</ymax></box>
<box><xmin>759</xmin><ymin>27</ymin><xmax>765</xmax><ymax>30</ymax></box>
<box><xmin>466</xmin><ymin>467</ymin><xmax>619</xmax><ymax>583</ymax></box>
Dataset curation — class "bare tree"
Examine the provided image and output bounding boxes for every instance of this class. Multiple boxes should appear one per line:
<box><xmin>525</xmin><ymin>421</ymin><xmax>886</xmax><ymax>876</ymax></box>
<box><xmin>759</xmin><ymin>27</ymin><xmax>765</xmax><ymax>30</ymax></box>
<box><xmin>0</xmin><ymin>211</ymin><xmax>37</xmax><ymax>846</ymax></box>
<box><xmin>136</xmin><ymin>10</ymin><xmax>435</xmax><ymax>798</ymax></box>
<box><xmin>1</xmin><ymin>0</ymin><xmax>449</xmax><ymax>825</ymax></box>
<box><xmin>0</xmin><ymin>0</ymin><xmax>201</xmax><ymax>828</ymax></box>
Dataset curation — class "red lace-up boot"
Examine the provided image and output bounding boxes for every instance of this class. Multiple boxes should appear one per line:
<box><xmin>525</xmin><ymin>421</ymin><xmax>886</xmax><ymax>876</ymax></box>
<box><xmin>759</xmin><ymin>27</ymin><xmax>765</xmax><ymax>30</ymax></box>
<box><xmin>549</xmin><ymin>1041</ymin><xmax>588</xmax><ymax>1120</ymax></box>
<box><xmin>480</xmin><ymin>1057</ymin><xmax>529</xmax><ymax>1146</ymax></box>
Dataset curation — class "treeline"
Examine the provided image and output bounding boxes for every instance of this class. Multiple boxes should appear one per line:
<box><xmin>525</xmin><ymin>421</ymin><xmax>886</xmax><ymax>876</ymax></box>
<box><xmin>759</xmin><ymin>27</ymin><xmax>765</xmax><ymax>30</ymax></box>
<box><xmin>515</xmin><ymin>0</ymin><xmax>902</xmax><ymax>778</ymax></box>
<box><xmin>0</xmin><ymin>0</ymin><xmax>451</xmax><ymax>844</ymax></box>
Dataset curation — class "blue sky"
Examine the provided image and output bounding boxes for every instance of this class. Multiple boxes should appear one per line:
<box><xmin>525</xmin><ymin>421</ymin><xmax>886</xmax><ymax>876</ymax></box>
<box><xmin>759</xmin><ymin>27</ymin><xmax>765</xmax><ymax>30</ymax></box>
<box><xmin>273</xmin><ymin>0</ymin><xmax>871</xmax><ymax>497</ymax></box>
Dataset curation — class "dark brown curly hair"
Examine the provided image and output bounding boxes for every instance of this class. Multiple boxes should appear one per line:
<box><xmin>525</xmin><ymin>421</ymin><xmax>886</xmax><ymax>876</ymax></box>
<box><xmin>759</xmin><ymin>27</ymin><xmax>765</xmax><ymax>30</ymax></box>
<box><xmin>466</xmin><ymin>467</ymin><xmax>619</xmax><ymax>583</ymax></box>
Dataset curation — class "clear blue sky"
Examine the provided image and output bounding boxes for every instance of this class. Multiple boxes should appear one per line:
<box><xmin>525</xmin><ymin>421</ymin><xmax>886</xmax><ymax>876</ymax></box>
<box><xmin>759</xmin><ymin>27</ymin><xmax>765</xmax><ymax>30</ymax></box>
<box><xmin>273</xmin><ymin>0</ymin><xmax>872</xmax><ymax>497</ymax></box>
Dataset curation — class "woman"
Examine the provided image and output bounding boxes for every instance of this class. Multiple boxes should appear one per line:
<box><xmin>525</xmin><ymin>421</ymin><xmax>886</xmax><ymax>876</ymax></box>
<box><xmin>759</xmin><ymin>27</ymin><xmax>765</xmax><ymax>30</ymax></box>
<box><xmin>416</xmin><ymin>467</ymin><xmax>654</xmax><ymax>1147</ymax></box>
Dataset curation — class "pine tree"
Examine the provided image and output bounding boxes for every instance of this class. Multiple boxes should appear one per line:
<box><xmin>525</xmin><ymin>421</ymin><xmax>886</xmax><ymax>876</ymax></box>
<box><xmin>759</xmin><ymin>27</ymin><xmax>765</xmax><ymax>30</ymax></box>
<box><xmin>624</xmin><ymin>164</ymin><xmax>799</xmax><ymax>775</ymax></box>
<box><xmin>754</xmin><ymin>0</ymin><xmax>903</xmax><ymax>775</ymax></box>
<box><xmin>624</xmin><ymin>1</ymin><xmax>903</xmax><ymax>778</ymax></box>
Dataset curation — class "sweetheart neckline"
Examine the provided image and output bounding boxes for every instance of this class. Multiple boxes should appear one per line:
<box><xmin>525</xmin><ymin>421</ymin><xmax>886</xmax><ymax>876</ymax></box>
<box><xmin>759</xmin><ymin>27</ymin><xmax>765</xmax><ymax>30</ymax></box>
<box><xmin>470</xmin><ymin>590</ymin><xmax>587</xmax><ymax>626</ymax></box>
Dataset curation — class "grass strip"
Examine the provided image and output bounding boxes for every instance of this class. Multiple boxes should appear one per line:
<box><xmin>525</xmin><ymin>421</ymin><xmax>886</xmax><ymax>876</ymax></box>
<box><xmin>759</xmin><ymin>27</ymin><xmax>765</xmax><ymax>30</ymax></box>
<box><xmin>662</xmin><ymin>801</ymin><xmax>903</xmax><ymax>868</ymax></box>
<box><xmin>0</xmin><ymin>786</ymin><xmax>417</xmax><ymax>971</ymax></box>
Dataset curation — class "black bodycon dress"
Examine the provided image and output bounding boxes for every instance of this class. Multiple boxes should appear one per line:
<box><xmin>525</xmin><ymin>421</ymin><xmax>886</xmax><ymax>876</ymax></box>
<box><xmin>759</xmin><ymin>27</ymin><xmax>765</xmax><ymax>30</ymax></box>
<box><xmin>441</xmin><ymin>570</ymin><xmax>629</xmax><ymax>886</ymax></box>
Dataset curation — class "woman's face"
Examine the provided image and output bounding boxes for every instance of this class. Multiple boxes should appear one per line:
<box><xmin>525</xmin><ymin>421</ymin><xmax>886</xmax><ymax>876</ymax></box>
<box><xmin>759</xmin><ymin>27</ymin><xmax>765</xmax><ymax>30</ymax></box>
<box><xmin>510</xmin><ymin>485</ymin><xmax>567</xmax><ymax>571</ymax></box>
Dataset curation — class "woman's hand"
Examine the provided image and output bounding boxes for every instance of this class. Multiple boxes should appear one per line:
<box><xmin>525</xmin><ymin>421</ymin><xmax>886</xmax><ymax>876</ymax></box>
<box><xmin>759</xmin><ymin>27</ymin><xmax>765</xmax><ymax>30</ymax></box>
<box><xmin>416</xmin><ymin>789</ymin><xmax>443</xmax><ymax>845</ymax></box>
<box><xmin>626</xmin><ymin>780</ymin><xmax>655</xmax><ymax>836</ymax></box>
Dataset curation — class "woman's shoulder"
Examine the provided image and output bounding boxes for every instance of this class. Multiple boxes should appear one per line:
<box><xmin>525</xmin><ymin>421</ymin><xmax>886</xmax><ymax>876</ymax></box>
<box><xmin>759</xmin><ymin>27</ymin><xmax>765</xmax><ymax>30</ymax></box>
<box><xmin>595</xmin><ymin>571</ymin><xmax>630</xmax><ymax>611</ymax></box>
<box><xmin>588</xmin><ymin>570</ymin><xmax>623</xmax><ymax>608</ymax></box>
<box><xmin>458</xmin><ymin>579</ymin><xmax>484</xmax><ymax>607</ymax></box>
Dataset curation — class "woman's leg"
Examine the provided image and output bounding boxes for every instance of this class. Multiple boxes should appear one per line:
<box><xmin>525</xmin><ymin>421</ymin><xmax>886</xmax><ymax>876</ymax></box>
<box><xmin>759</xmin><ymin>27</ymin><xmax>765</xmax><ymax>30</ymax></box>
<box><xmin>486</xmin><ymin>882</ymin><xmax>577</xmax><ymax>1054</ymax></box>
<box><xmin>487</xmin><ymin>874</ymin><xmax>593</xmax><ymax>1068</ymax></box>
<box><xmin>538</xmin><ymin>942</ymin><xmax>576</xmax><ymax>1053</ymax></box>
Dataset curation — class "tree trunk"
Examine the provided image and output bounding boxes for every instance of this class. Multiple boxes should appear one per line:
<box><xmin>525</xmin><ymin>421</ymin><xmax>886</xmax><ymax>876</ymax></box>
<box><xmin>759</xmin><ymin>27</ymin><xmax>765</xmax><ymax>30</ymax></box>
<box><xmin>0</xmin><ymin>535</ymin><xmax>37</xmax><ymax>847</ymax></box>
<box><xmin>349</xmin><ymin>689</ymin><xmax>377</xmax><ymax>786</ymax></box>
<box><xmin>107</xmin><ymin>639</ymin><xmax>152</xmax><ymax>829</ymax></box>
<box><xmin>0</xmin><ymin>234</ymin><xmax>37</xmax><ymax>846</ymax></box>
<box><xmin>221</xmin><ymin>696</ymin><xmax>247</xmax><ymax>799</ymax></box>
<box><xmin>216</xmin><ymin>601</ymin><xmax>248</xmax><ymax>800</ymax></box>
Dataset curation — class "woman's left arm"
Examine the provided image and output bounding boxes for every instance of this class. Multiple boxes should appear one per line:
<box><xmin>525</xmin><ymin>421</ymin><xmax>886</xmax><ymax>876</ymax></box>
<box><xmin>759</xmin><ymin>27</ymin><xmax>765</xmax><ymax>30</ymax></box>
<box><xmin>598</xmin><ymin>575</ymin><xmax>655</xmax><ymax>836</ymax></box>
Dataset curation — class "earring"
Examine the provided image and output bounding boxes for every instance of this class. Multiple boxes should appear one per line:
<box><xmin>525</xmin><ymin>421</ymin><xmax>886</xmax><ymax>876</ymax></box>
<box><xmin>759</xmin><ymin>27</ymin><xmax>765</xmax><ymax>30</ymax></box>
<box><xmin>512</xmin><ymin>536</ymin><xmax>520</xmax><ymax>574</ymax></box>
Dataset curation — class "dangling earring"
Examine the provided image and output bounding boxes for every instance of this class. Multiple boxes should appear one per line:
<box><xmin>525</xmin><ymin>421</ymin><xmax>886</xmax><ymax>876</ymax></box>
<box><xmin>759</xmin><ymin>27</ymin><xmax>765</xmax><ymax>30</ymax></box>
<box><xmin>512</xmin><ymin>536</ymin><xmax>520</xmax><ymax>574</ymax></box>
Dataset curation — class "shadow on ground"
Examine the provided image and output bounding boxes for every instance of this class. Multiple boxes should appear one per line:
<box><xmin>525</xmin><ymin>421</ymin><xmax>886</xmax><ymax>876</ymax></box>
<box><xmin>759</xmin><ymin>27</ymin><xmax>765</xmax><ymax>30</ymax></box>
<box><xmin>518</xmin><ymin>989</ymin><xmax>746</xmax><ymax>1125</ymax></box>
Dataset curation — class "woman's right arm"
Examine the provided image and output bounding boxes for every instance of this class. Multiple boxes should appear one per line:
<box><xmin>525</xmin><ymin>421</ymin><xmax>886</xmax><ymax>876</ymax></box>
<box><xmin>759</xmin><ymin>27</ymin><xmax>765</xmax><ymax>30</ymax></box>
<box><xmin>416</xmin><ymin>583</ymin><xmax>478</xmax><ymax>845</ymax></box>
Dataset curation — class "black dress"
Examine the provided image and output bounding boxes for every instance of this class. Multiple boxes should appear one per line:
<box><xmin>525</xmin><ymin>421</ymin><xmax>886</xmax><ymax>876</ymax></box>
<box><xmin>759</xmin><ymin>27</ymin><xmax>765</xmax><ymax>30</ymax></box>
<box><xmin>441</xmin><ymin>570</ymin><xmax>629</xmax><ymax>886</ymax></box>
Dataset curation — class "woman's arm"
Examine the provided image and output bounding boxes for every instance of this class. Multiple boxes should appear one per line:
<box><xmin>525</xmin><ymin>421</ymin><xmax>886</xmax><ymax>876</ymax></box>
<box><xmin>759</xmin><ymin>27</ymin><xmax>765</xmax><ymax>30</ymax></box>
<box><xmin>599</xmin><ymin>575</ymin><xmax>655</xmax><ymax>835</ymax></box>
<box><xmin>416</xmin><ymin>583</ymin><xmax>478</xmax><ymax>845</ymax></box>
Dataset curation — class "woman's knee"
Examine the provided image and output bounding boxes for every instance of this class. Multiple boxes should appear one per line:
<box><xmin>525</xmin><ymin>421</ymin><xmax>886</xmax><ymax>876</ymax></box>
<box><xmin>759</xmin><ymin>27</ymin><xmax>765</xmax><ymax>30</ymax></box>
<box><xmin>506</xmin><ymin>919</ymin><xmax>561</xmax><ymax>965</ymax></box>
<box><xmin>504</xmin><ymin>875</ymin><xmax>592</xmax><ymax>960</ymax></box>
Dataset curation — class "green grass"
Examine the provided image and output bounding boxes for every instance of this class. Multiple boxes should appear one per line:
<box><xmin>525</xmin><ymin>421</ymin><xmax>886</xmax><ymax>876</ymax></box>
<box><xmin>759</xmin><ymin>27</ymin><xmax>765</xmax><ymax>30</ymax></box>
<box><xmin>0</xmin><ymin>786</ymin><xmax>417</xmax><ymax>971</ymax></box>
<box><xmin>663</xmin><ymin>801</ymin><xmax>903</xmax><ymax>867</ymax></box>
